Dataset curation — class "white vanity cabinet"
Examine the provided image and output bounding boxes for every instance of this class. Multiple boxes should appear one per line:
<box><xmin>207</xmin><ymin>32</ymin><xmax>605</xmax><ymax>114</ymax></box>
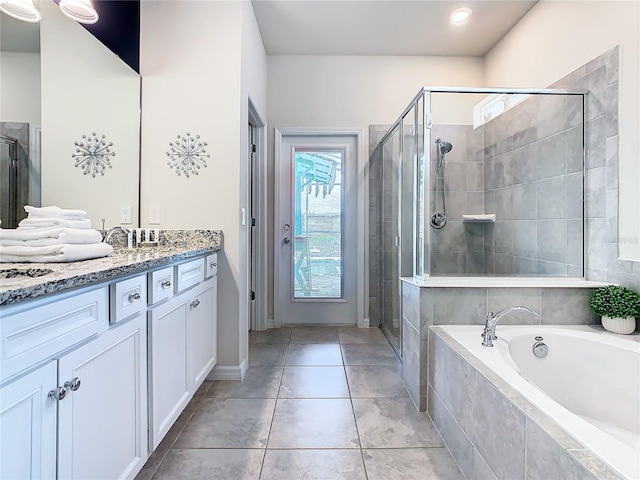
<box><xmin>56</xmin><ymin>314</ymin><xmax>147</xmax><ymax>480</ymax></box>
<box><xmin>0</xmin><ymin>361</ymin><xmax>57</xmax><ymax>480</ymax></box>
<box><xmin>0</xmin><ymin>249</ymin><xmax>219</xmax><ymax>478</ymax></box>
<box><xmin>0</xmin><ymin>285</ymin><xmax>148</xmax><ymax>480</ymax></box>
<box><xmin>148</xmin><ymin>256</ymin><xmax>217</xmax><ymax>450</ymax></box>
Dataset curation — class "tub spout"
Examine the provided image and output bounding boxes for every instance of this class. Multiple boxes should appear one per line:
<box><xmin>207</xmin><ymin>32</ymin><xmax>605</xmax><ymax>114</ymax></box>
<box><xmin>481</xmin><ymin>306</ymin><xmax>540</xmax><ymax>347</ymax></box>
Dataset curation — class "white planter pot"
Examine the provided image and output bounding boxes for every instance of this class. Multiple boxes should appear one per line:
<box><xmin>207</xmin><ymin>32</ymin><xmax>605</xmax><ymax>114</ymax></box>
<box><xmin>601</xmin><ymin>316</ymin><xmax>637</xmax><ymax>335</ymax></box>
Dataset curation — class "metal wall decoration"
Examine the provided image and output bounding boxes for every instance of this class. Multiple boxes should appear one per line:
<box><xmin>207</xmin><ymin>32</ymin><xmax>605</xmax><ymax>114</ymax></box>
<box><xmin>166</xmin><ymin>132</ymin><xmax>210</xmax><ymax>178</ymax></box>
<box><xmin>72</xmin><ymin>132</ymin><xmax>115</xmax><ymax>177</ymax></box>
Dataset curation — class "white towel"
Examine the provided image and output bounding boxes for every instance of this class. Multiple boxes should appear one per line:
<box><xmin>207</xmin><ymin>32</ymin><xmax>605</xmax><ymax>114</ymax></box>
<box><xmin>18</xmin><ymin>218</ymin><xmax>92</xmax><ymax>230</ymax></box>
<box><xmin>0</xmin><ymin>227</ymin><xmax>102</xmax><ymax>244</ymax></box>
<box><xmin>24</xmin><ymin>205</ymin><xmax>86</xmax><ymax>221</ymax></box>
<box><xmin>0</xmin><ymin>243</ymin><xmax>113</xmax><ymax>263</ymax></box>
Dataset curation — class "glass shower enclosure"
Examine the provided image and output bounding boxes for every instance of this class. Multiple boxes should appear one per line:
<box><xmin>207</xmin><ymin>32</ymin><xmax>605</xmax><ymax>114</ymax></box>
<box><xmin>370</xmin><ymin>87</ymin><xmax>587</xmax><ymax>352</ymax></box>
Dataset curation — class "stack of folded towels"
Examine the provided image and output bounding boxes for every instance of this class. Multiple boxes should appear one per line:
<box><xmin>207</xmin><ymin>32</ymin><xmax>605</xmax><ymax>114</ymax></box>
<box><xmin>0</xmin><ymin>206</ymin><xmax>113</xmax><ymax>263</ymax></box>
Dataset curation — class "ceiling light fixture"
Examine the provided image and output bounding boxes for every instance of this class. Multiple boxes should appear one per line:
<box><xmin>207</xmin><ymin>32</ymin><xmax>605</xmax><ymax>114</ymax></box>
<box><xmin>449</xmin><ymin>7</ymin><xmax>473</xmax><ymax>25</ymax></box>
<box><xmin>59</xmin><ymin>0</ymin><xmax>99</xmax><ymax>24</ymax></box>
<box><xmin>0</xmin><ymin>0</ymin><xmax>41</xmax><ymax>22</ymax></box>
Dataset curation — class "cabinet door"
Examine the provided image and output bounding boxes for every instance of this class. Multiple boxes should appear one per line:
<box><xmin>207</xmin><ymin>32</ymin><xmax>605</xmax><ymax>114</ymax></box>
<box><xmin>0</xmin><ymin>361</ymin><xmax>57</xmax><ymax>480</ymax></box>
<box><xmin>187</xmin><ymin>277</ymin><xmax>217</xmax><ymax>391</ymax></box>
<box><xmin>57</xmin><ymin>315</ymin><xmax>147</xmax><ymax>480</ymax></box>
<box><xmin>148</xmin><ymin>295</ymin><xmax>190</xmax><ymax>450</ymax></box>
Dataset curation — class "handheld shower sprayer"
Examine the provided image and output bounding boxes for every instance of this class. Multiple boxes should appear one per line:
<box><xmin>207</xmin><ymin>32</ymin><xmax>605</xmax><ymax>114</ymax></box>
<box><xmin>431</xmin><ymin>137</ymin><xmax>453</xmax><ymax>229</ymax></box>
<box><xmin>435</xmin><ymin>137</ymin><xmax>453</xmax><ymax>170</ymax></box>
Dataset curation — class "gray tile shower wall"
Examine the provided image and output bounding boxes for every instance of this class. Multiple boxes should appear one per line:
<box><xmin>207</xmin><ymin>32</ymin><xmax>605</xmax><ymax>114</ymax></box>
<box><xmin>549</xmin><ymin>46</ymin><xmax>640</xmax><ymax>292</ymax></box>
<box><xmin>368</xmin><ymin>125</ymin><xmax>390</xmax><ymax>327</ymax></box>
<box><xmin>430</xmin><ymin>125</ymin><xmax>486</xmax><ymax>275</ymax></box>
<box><xmin>482</xmin><ymin>93</ymin><xmax>584</xmax><ymax>276</ymax></box>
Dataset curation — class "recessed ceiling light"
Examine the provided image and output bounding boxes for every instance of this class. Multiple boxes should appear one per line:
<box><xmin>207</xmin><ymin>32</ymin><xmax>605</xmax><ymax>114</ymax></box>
<box><xmin>449</xmin><ymin>7</ymin><xmax>473</xmax><ymax>25</ymax></box>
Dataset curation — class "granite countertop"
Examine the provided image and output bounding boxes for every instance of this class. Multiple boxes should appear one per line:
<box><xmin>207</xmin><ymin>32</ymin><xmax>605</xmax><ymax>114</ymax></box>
<box><xmin>0</xmin><ymin>230</ymin><xmax>222</xmax><ymax>307</ymax></box>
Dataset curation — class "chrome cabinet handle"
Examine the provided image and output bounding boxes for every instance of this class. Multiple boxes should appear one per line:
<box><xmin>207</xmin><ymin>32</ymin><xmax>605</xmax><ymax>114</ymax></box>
<box><xmin>283</xmin><ymin>237</ymin><xmax>291</xmax><ymax>245</ymax></box>
<box><xmin>64</xmin><ymin>377</ymin><xmax>81</xmax><ymax>392</ymax></box>
<box><xmin>161</xmin><ymin>280</ymin><xmax>172</xmax><ymax>289</ymax></box>
<box><xmin>191</xmin><ymin>299</ymin><xmax>201</xmax><ymax>309</ymax></box>
<box><xmin>48</xmin><ymin>386</ymin><xmax>66</xmax><ymax>401</ymax></box>
<box><xmin>128</xmin><ymin>292</ymin><xmax>141</xmax><ymax>302</ymax></box>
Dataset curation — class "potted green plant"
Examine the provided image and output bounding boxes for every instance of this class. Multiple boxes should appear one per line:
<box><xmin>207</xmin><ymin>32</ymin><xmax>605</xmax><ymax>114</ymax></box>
<box><xmin>590</xmin><ymin>285</ymin><xmax>640</xmax><ymax>334</ymax></box>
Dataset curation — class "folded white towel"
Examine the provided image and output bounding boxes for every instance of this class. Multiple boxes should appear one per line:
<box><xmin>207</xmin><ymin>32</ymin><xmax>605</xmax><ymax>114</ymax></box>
<box><xmin>24</xmin><ymin>205</ymin><xmax>86</xmax><ymax>221</ymax></box>
<box><xmin>18</xmin><ymin>218</ymin><xmax>92</xmax><ymax>230</ymax></box>
<box><xmin>0</xmin><ymin>243</ymin><xmax>113</xmax><ymax>263</ymax></box>
<box><xmin>1</xmin><ymin>230</ymin><xmax>103</xmax><ymax>247</ymax></box>
<box><xmin>0</xmin><ymin>227</ymin><xmax>102</xmax><ymax>244</ymax></box>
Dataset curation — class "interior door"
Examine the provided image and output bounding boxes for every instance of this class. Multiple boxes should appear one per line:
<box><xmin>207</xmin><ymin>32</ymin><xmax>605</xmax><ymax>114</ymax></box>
<box><xmin>276</xmin><ymin>133</ymin><xmax>358</xmax><ymax>325</ymax></box>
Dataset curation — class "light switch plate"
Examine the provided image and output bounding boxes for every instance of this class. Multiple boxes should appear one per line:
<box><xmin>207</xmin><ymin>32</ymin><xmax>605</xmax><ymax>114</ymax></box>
<box><xmin>120</xmin><ymin>205</ymin><xmax>132</xmax><ymax>224</ymax></box>
<box><xmin>149</xmin><ymin>206</ymin><xmax>161</xmax><ymax>225</ymax></box>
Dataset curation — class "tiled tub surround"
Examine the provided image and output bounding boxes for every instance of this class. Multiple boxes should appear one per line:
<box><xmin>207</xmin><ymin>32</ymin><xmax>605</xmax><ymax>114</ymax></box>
<box><xmin>0</xmin><ymin>229</ymin><xmax>222</xmax><ymax>306</ymax></box>
<box><xmin>428</xmin><ymin>326</ymin><xmax>634</xmax><ymax>480</ymax></box>
<box><xmin>399</xmin><ymin>278</ymin><xmax>608</xmax><ymax>412</ymax></box>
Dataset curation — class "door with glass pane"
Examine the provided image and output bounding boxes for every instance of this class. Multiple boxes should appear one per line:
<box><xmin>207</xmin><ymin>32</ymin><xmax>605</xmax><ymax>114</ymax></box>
<box><xmin>275</xmin><ymin>133</ymin><xmax>358</xmax><ymax>325</ymax></box>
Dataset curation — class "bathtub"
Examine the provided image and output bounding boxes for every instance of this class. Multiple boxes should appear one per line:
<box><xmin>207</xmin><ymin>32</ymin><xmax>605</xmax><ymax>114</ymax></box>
<box><xmin>435</xmin><ymin>325</ymin><xmax>640</xmax><ymax>479</ymax></box>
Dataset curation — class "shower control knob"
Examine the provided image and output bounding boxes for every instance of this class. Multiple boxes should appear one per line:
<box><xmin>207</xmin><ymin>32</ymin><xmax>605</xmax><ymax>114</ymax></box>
<box><xmin>532</xmin><ymin>341</ymin><xmax>548</xmax><ymax>358</ymax></box>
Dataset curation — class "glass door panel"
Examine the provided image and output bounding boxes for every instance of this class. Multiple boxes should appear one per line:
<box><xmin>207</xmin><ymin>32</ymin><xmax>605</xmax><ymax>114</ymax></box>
<box><xmin>293</xmin><ymin>150</ymin><xmax>344</xmax><ymax>299</ymax></box>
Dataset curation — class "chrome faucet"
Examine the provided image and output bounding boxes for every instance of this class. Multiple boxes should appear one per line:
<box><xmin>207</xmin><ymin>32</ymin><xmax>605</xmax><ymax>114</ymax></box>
<box><xmin>103</xmin><ymin>226</ymin><xmax>130</xmax><ymax>245</ymax></box>
<box><xmin>481</xmin><ymin>306</ymin><xmax>540</xmax><ymax>347</ymax></box>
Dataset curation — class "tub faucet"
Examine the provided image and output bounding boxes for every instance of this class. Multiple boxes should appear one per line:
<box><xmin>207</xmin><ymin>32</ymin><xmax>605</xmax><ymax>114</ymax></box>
<box><xmin>103</xmin><ymin>226</ymin><xmax>130</xmax><ymax>246</ymax></box>
<box><xmin>482</xmin><ymin>306</ymin><xmax>540</xmax><ymax>347</ymax></box>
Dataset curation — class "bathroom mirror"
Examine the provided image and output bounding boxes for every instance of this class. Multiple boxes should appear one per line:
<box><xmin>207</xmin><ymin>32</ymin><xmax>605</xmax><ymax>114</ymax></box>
<box><xmin>0</xmin><ymin>0</ymin><xmax>140</xmax><ymax>229</ymax></box>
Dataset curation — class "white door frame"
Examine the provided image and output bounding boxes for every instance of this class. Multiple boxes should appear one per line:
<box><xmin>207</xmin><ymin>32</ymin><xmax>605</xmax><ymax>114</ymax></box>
<box><xmin>248</xmin><ymin>101</ymin><xmax>268</xmax><ymax>331</ymax></box>
<box><xmin>274</xmin><ymin>128</ymin><xmax>366</xmax><ymax>328</ymax></box>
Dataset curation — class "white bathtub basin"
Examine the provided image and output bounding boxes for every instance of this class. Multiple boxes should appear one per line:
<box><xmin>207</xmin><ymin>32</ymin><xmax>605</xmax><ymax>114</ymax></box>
<box><xmin>437</xmin><ymin>325</ymin><xmax>640</xmax><ymax>479</ymax></box>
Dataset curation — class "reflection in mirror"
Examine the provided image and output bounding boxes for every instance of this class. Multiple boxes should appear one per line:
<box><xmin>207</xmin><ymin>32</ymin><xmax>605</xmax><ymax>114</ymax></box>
<box><xmin>0</xmin><ymin>0</ymin><xmax>141</xmax><ymax>229</ymax></box>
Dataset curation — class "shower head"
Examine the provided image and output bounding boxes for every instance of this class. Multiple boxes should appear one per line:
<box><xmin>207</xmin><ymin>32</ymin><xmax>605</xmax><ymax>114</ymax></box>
<box><xmin>435</xmin><ymin>137</ymin><xmax>453</xmax><ymax>170</ymax></box>
<box><xmin>436</xmin><ymin>137</ymin><xmax>453</xmax><ymax>155</ymax></box>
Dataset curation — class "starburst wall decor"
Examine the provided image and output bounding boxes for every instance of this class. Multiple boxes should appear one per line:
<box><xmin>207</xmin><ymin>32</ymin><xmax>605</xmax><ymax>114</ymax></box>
<box><xmin>166</xmin><ymin>132</ymin><xmax>210</xmax><ymax>178</ymax></box>
<box><xmin>72</xmin><ymin>132</ymin><xmax>116</xmax><ymax>177</ymax></box>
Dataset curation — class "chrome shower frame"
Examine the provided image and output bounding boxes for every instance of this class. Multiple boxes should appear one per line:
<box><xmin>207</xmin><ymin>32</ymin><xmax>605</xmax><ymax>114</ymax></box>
<box><xmin>374</xmin><ymin>86</ymin><xmax>588</xmax><ymax>280</ymax></box>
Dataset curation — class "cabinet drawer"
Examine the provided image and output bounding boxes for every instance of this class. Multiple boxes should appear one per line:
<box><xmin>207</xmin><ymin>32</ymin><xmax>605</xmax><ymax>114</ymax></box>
<box><xmin>1</xmin><ymin>287</ymin><xmax>107</xmax><ymax>382</ymax></box>
<box><xmin>205</xmin><ymin>253</ymin><xmax>218</xmax><ymax>278</ymax></box>
<box><xmin>175</xmin><ymin>259</ymin><xmax>204</xmax><ymax>292</ymax></box>
<box><xmin>110</xmin><ymin>274</ymin><xmax>147</xmax><ymax>324</ymax></box>
<box><xmin>148</xmin><ymin>267</ymin><xmax>174</xmax><ymax>305</ymax></box>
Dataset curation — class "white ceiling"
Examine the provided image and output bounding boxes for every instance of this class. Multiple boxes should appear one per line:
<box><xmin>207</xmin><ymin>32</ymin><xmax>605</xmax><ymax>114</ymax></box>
<box><xmin>251</xmin><ymin>0</ymin><xmax>538</xmax><ymax>56</ymax></box>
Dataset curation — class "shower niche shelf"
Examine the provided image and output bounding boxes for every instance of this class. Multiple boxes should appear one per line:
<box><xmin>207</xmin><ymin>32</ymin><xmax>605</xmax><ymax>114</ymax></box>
<box><xmin>462</xmin><ymin>214</ymin><xmax>496</xmax><ymax>223</ymax></box>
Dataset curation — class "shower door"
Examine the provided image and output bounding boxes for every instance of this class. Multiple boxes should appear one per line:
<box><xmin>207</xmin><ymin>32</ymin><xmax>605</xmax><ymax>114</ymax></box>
<box><xmin>1</xmin><ymin>137</ymin><xmax>18</xmax><ymax>228</ymax></box>
<box><xmin>380</xmin><ymin>126</ymin><xmax>401</xmax><ymax>348</ymax></box>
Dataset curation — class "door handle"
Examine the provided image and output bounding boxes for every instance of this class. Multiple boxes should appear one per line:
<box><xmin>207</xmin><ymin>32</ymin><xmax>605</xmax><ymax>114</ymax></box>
<box><xmin>283</xmin><ymin>237</ymin><xmax>291</xmax><ymax>245</ymax></box>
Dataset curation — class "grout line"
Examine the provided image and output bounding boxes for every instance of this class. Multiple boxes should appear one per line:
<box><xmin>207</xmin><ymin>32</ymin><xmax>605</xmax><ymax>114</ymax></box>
<box><xmin>258</xmin><ymin>363</ymin><xmax>285</xmax><ymax>479</ymax></box>
<box><xmin>340</xmin><ymin>342</ymin><xmax>369</xmax><ymax>480</ymax></box>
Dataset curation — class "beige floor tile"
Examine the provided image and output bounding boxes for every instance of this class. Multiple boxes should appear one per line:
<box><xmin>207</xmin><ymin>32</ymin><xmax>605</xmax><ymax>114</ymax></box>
<box><xmin>208</xmin><ymin>367</ymin><xmax>282</xmax><ymax>398</ymax></box>
<box><xmin>363</xmin><ymin>448</ymin><xmax>464</xmax><ymax>480</ymax></box>
<box><xmin>341</xmin><ymin>342</ymin><xmax>400</xmax><ymax>366</ymax></box>
<box><xmin>152</xmin><ymin>449</ymin><xmax>263</xmax><ymax>480</ymax></box>
<box><xmin>268</xmin><ymin>399</ymin><xmax>360</xmax><ymax>449</ymax></box>
<box><xmin>261</xmin><ymin>449</ymin><xmax>367</xmax><ymax>480</ymax></box>
<box><xmin>345</xmin><ymin>365</ymin><xmax>408</xmax><ymax>398</ymax></box>
<box><xmin>290</xmin><ymin>326</ymin><xmax>339</xmax><ymax>343</ymax></box>
<box><xmin>249</xmin><ymin>343</ymin><xmax>288</xmax><ymax>366</ymax></box>
<box><xmin>285</xmin><ymin>343</ymin><xmax>343</xmax><ymax>366</ymax></box>
<box><xmin>353</xmin><ymin>397</ymin><xmax>444</xmax><ymax>448</ymax></box>
<box><xmin>279</xmin><ymin>366</ymin><xmax>349</xmax><ymax>398</ymax></box>
<box><xmin>338</xmin><ymin>326</ymin><xmax>388</xmax><ymax>343</ymax></box>
<box><xmin>174</xmin><ymin>398</ymin><xmax>275</xmax><ymax>448</ymax></box>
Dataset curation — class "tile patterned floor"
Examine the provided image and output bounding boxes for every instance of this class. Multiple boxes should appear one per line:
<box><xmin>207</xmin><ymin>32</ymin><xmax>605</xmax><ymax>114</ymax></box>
<box><xmin>136</xmin><ymin>326</ymin><xmax>464</xmax><ymax>480</ymax></box>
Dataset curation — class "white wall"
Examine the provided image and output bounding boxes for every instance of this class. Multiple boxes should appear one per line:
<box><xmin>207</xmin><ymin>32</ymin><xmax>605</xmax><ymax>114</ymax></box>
<box><xmin>0</xmin><ymin>51</ymin><xmax>41</xmax><ymax>205</ymax></box>
<box><xmin>267</xmin><ymin>55</ymin><xmax>485</xmax><ymax>318</ymax></box>
<box><xmin>141</xmin><ymin>0</ymin><xmax>267</xmax><ymax>371</ymax></box>
<box><xmin>239</xmin><ymin>0</ymin><xmax>267</xmax><ymax>360</ymax></box>
<box><xmin>40</xmin><ymin>0</ymin><xmax>140</xmax><ymax>227</ymax></box>
<box><xmin>484</xmin><ymin>0</ymin><xmax>640</xmax><ymax>261</ymax></box>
